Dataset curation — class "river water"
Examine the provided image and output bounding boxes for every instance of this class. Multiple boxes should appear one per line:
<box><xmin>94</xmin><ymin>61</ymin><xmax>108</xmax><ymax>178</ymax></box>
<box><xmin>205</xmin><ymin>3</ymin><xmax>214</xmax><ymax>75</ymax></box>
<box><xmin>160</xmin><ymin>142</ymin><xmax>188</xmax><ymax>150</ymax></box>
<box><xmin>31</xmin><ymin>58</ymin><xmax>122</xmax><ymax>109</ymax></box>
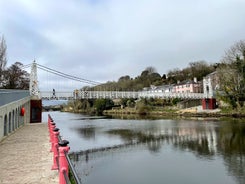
<box><xmin>43</xmin><ymin>111</ymin><xmax>245</xmax><ymax>184</ymax></box>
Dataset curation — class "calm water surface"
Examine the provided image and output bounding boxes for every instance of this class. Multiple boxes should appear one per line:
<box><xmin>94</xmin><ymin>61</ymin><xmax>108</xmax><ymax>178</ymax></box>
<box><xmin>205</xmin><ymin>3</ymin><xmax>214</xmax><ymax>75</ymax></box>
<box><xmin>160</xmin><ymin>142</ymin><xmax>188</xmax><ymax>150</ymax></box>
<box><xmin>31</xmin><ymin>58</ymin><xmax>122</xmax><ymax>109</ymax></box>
<box><xmin>43</xmin><ymin>111</ymin><xmax>245</xmax><ymax>184</ymax></box>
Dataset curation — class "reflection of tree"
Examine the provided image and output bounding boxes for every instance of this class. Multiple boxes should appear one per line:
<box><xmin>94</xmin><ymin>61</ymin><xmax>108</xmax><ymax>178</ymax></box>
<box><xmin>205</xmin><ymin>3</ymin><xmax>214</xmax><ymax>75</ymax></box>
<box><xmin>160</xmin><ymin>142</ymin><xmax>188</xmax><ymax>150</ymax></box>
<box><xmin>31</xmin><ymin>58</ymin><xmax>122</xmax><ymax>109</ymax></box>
<box><xmin>218</xmin><ymin>122</ymin><xmax>245</xmax><ymax>184</ymax></box>
<box><xmin>77</xmin><ymin>126</ymin><xmax>96</xmax><ymax>140</ymax></box>
<box><xmin>223</xmin><ymin>154</ymin><xmax>244</xmax><ymax>184</ymax></box>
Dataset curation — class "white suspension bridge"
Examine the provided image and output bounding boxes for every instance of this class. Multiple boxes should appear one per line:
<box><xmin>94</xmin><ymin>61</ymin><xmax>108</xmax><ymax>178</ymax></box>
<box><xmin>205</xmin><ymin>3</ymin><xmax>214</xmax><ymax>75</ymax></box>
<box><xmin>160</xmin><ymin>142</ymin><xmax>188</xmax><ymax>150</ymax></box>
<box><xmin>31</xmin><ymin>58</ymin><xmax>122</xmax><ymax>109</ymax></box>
<box><xmin>26</xmin><ymin>61</ymin><xmax>213</xmax><ymax>100</ymax></box>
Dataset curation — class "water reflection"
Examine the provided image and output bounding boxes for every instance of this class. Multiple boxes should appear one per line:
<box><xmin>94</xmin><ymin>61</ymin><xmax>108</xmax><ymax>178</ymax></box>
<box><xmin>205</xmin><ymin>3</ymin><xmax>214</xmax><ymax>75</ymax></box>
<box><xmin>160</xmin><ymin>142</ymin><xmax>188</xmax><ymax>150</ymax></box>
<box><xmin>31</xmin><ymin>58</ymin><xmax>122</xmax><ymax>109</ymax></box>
<box><xmin>75</xmin><ymin>126</ymin><xmax>96</xmax><ymax>140</ymax></box>
<box><xmin>218</xmin><ymin>121</ymin><xmax>245</xmax><ymax>184</ymax></box>
<box><xmin>69</xmin><ymin>119</ymin><xmax>245</xmax><ymax>184</ymax></box>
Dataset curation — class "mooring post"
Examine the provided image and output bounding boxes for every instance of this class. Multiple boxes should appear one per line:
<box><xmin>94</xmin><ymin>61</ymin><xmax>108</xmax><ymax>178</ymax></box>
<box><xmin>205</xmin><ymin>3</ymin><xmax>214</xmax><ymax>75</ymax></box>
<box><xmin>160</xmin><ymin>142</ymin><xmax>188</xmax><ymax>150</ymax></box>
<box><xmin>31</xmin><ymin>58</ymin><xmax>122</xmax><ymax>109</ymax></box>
<box><xmin>49</xmin><ymin>120</ymin><xmax>54</xmax><ymax>141</ymax></box>
<box><xmin>58</xmin><ymin>140</ymin><xmax>70</xmax><ymax>184</ymax></box>
<box><xmin>50</xmin><ymin>122</ymin><xmax>56</xmax><ymax>152</ymax></box>
<box><xmin>48</xmin><ymin>115</ymin><xmax>53</xmax><ymax>132</ymax></box>
<box><xmin>51</xmin><ymin>127</ymin><xmax>60</xmax><ymax>170</ymax></box>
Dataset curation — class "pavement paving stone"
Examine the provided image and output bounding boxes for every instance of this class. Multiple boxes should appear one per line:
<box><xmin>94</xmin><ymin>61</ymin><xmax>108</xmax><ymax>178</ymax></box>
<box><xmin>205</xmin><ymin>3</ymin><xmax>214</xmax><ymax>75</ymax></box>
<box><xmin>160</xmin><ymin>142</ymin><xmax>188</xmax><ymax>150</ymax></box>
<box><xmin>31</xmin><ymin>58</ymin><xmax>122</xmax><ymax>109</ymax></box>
<box><xmin>0</xmin><ymin>123</ymin><xmax>58</xmax><ymax>184</ymax></box>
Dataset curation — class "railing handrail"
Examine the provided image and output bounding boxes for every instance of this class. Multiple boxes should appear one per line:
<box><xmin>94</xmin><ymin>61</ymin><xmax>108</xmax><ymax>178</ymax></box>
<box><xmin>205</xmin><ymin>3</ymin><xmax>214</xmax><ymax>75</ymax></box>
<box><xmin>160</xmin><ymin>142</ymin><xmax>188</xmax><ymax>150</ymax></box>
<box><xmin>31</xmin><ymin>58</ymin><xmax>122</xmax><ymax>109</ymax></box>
<box><xmin>63</xmin><ymin>170</ymin><xmax>71</xmax><ymax>184</ymax></box>
<box><xmin>65</xmin><ymin>151</ymin><xmax>82</xmax><ymax>184</ymax></box>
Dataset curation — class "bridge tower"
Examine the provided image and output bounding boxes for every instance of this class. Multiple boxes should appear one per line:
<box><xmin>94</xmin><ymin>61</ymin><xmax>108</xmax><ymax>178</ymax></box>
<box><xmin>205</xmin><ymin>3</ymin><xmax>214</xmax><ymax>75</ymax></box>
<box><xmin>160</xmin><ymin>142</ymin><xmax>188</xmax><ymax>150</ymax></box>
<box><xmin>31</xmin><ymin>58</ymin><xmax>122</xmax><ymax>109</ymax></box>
<box><xmin>29</xmin><ymin>61</ymin><xmax>42</xmax><ymax>123</ymax></box>
<box><xmin>29</xmin><ymin>60</ymin><xmax>40</xmax><ymax>98</ymax></box>
<box><xmin>202</xmin><ymin>73</ymin><xmax>216</xmax><ymax>109</ymax></box>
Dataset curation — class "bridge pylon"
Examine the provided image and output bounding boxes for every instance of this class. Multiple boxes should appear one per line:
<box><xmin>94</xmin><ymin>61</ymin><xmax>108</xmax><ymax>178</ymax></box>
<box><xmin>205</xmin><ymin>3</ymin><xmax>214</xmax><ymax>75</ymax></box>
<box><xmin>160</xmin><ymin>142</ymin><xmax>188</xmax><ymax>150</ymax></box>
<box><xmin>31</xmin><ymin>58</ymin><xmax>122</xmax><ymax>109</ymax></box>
<box><xmin>29</xmin><ymin>60</ymin><xmax>40</xmax><ymax>99</ymax></box>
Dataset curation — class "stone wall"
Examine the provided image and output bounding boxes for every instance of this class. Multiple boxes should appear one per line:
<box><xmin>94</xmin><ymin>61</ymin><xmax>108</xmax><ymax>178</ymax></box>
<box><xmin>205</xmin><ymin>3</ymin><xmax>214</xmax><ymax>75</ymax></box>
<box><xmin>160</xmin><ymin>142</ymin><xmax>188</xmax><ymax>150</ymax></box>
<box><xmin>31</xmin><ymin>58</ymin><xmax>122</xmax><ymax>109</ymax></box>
<box><xmin>0</xmin><ymin>97</ymin><xmax>31</xmax><ymax>141</ymax></box>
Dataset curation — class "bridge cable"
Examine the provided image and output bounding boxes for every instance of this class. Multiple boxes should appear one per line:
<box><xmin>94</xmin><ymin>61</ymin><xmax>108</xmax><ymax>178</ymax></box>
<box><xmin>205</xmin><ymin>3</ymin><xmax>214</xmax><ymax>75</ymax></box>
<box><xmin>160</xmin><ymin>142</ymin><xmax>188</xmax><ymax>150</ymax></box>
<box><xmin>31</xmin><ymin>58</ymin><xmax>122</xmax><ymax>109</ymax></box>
<box><xmin>36</xmin><ymin>64</ymin><xmax>101</xmax><ymax>85</ymax></box>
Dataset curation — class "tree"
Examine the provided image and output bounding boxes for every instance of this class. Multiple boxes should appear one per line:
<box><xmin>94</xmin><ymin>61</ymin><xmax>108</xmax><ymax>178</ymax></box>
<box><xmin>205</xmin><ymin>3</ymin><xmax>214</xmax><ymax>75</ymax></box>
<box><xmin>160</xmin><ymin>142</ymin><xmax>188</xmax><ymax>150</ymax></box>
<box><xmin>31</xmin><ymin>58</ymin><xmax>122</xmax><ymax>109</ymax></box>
<box><xmin>217</xmin><ymin>40</ymin><xmax>245</xmax><ymax>109</ymax></box>
<box><xmin>0</xmin><ymin>35</ymin><xmax>7</xmax><ymax>87</ymax></box>
<box><xmin>3</xmin><ymin>62</ymin><xmax>30</xmax><ymax>89</ymax></box>
<box><xmin>94</xmin><ymin>99</ymin><xmax>114</xmax><ymax>115</ymax></box>
<box><xmin>188</xmin><ymin>61</ymin><xmax>214</xmax><ymax>81</ymax></box>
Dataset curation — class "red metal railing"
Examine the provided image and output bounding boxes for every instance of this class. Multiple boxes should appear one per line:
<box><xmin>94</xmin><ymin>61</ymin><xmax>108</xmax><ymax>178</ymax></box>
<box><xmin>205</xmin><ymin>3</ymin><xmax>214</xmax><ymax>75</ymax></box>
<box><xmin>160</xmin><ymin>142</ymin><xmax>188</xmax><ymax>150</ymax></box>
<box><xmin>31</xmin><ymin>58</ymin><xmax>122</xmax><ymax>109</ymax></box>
<box><xmin>48</xmin><ymin>114</ymin><xmax>81</xmax><ymax>184</ymax></box>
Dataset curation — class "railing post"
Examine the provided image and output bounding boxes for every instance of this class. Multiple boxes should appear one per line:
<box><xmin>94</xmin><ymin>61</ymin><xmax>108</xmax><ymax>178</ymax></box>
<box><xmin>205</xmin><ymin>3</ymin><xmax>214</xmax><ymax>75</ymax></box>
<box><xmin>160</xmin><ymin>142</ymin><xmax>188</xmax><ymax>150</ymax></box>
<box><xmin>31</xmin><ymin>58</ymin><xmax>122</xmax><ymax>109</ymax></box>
<box><xmin>50</xmin><ymin>122</ymin><xmax>56</xmax><ymax>152</ymax></box>
<box><xmin>49</xmin><ymin>121</ymin><xmax>55</xmax><ymax>142</ymax></box>
<box><xmin>48</xmin><ymin>114</ymin><xmax>54</xmax><ymax>130</ymax></box>
<box><xmin>51</xmin><ymin>128</ymin><xmax>60</xmax><ymax>170</ymax></box>
<box><xmin>58</xmin><ymin>140</ymin><xmax>70</xmax><ymax>184</ymax></box>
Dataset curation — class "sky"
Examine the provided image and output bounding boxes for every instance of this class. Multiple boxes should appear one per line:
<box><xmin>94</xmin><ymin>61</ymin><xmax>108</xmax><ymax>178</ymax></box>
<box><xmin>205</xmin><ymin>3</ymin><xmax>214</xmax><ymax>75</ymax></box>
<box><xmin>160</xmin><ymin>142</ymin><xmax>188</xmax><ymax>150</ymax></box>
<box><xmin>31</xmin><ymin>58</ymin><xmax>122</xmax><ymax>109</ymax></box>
<box><xmin>0</xmin><ymin>0</ymin><xmax>245</xmax><ymax>91</ymax></box>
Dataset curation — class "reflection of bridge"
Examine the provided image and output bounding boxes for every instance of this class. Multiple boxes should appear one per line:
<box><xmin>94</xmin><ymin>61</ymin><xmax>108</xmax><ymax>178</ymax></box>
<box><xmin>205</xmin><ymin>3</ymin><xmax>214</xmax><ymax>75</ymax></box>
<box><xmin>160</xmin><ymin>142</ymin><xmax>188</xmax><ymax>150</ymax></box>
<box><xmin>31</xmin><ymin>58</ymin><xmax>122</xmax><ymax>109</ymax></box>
<box><xmin>70</xmin><ymin>125</ymin><xmax>218</xmax><ymax>157</ymax></box>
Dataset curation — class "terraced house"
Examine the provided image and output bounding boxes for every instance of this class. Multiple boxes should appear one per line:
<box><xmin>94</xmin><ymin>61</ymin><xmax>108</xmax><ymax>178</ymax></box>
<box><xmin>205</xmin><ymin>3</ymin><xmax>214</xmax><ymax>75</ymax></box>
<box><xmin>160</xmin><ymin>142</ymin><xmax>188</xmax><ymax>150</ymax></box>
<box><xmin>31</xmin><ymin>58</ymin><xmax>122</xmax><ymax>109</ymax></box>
<box><xmin>173</xmin><ymin>77</ymin><xmax>203</xmax><ymax>93</ymax></box>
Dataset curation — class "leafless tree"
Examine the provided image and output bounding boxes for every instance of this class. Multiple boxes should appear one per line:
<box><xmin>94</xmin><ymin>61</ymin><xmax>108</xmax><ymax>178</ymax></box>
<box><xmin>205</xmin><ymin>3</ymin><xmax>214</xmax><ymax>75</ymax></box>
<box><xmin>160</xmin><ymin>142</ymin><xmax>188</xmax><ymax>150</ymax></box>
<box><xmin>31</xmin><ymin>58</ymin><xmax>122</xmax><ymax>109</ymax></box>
<box><xmin>217</xmin><ymin>40</ymin><xmax>245</xmax><ymax>108</ymax></box>
<box><xmin>3</xmin><ymin>62</ymin><xmax>30</xmax><ymax>89</ymax></box>
<box><xmin>0</xmin><ymin>35</ymin><xmax>7</xmax><ymax>87</ymax></box>
<box><xmin>222</xmin><ymin>40</ymin><xmax>245</xmax><ymax>64</ymax></box>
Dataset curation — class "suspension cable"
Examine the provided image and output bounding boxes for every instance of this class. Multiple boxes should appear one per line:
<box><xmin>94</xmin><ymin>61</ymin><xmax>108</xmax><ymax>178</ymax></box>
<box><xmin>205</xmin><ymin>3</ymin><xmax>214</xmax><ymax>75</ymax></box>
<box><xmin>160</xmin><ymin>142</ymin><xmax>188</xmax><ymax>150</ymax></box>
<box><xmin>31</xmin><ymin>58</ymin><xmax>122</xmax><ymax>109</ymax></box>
<box><xmin>22</xmin><ymin>62</ymin><xmax>101</xmax><ymax>86</ymax></box>
<box><xmin>36</xmin><ymin>63</ymin><xmax>101</xmax><ymax>85</ymax></box>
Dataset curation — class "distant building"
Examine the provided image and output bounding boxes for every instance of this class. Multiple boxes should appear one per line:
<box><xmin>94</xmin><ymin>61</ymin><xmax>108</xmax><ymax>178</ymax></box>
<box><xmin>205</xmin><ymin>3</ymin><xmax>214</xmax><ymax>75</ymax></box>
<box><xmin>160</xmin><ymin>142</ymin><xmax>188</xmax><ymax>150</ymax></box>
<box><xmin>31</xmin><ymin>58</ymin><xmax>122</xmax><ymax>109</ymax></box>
<box><xmin>173</xmin><ymin>78</ymin><xmax>203</xmax><ymax>93</ymax></box>
<box><xmin>143</xmin><ymin>84</ymin><xmax>174</xmax><ymax>93</ymax></box>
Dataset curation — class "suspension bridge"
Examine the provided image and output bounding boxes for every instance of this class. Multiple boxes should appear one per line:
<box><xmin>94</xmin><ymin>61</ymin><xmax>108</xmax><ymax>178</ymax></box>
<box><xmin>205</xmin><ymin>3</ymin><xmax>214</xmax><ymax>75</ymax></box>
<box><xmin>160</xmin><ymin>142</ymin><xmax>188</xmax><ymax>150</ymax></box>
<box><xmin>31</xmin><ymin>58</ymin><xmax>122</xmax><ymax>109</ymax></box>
<box><xmin>25</xmin><ymin>61</ymin><xmax>212</xmax><ymax>100</ymax></box>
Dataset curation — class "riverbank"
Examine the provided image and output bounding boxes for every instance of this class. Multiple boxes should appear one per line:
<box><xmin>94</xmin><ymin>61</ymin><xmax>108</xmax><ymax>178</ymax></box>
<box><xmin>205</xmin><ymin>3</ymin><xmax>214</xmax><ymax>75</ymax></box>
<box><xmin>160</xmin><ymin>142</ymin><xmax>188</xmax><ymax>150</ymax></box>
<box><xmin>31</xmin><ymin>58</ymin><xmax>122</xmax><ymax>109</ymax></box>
<box><xmin>51</xmin><ymin>101</ymin><xmax>245</xmax><ymax>119</ymax></box>
<box><xmin>103</xmin><ymin>105</ymin><xmax>245</xmax><ymax>118</ymax></box>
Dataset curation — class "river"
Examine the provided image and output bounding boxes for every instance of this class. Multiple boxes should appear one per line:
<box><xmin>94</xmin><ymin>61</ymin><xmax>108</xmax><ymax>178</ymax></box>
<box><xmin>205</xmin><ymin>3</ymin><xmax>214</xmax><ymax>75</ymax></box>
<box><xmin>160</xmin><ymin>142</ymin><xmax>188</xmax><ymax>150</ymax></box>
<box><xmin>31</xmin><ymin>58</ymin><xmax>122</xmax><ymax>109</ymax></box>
<box><xmin>42</xmin><ymin>111</ymin><xmax>245</xmax><ymax>184</ymax></box>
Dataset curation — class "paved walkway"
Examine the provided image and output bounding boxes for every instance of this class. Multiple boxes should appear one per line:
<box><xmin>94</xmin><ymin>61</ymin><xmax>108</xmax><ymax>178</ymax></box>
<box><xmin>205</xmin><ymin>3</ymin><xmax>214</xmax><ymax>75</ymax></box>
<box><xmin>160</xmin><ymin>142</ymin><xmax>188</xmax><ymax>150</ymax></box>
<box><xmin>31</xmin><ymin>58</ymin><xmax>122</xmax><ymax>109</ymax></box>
<box><xmin>0</xmin><ymin>123</ymin><xmax>58</xmax><ymax>184</ymax></box>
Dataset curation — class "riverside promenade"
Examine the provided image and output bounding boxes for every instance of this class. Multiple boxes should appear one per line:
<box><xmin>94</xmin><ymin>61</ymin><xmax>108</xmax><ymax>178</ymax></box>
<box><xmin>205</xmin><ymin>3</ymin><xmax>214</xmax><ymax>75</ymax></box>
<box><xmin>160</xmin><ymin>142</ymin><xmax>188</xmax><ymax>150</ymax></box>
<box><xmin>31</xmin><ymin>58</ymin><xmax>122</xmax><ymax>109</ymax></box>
<box><xmin>0</xmin><ymin>123</ymin><xmax>58</xmax><ymax>184</ymax></box>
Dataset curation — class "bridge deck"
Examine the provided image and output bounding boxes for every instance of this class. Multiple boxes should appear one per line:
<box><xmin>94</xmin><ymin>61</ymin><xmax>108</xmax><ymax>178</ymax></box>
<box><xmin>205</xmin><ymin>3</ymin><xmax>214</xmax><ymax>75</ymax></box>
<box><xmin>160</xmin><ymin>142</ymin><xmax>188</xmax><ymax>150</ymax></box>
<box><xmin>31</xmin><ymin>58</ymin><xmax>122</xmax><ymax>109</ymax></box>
<box><xmin>40</xmin><ymin>90</ymin><xmax>206</xmax><ymax>100</ymax></box>
<box><xmin>0</xmin><ymin>123</ymin><xmax>58</xmax><ymax>184</ymax></box>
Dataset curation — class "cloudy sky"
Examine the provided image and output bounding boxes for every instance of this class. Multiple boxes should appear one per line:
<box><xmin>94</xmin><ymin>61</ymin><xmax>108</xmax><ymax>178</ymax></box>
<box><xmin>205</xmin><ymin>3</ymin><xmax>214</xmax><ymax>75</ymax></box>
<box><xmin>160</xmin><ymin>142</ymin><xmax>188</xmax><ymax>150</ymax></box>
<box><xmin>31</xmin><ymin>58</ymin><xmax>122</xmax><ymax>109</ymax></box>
<box><xmin>0</xmin><ymin>0</ymin><xmax>245</xmax><ymax>91</ymax></box>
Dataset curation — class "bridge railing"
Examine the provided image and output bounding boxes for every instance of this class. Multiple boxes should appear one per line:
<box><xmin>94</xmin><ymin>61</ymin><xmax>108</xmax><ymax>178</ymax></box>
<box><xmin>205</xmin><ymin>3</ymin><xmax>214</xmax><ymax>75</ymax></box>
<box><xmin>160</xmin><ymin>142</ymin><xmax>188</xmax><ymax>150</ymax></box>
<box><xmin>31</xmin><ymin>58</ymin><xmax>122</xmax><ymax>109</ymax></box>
<box><xmin>40</xmin><ymin>91</ymin><xmax>74</xmax><ymax>100</ymax></box>
<box><xmin>78</xmin><ymin>91</ymin><xmax>139</xmax><ymax>99</ymax></box>
<box><xmin>79</xmin><ymin>91</ymin><xmax>205</xmax><ymax>99</ymax></box>
<box><xmin>40</xmin><ymin>90</ymin><xmax>206</xmax><ymax>100</ymax></box>
<box><xmin>138</xmin><ymin>91</ymin><xmax>205</xmax><ymax>99</ymax></box>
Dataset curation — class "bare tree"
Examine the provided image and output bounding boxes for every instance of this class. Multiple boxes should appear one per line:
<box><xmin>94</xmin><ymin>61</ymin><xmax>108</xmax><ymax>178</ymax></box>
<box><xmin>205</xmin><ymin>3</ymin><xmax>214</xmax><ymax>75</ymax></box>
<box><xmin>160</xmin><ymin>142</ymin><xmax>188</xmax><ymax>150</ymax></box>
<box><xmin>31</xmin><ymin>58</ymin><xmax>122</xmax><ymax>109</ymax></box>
<box><xmin>217</xmin><ymin>40</ymin><xmax>245</xmax><ymax>108</ymax></box>
<box><xmin>0</xmin><ymin>35</ymin><xmax>7</xmax><ymax>87</ymax></box>
<box><xmin>222</xmin><ymin>40</ymin><xmax>245</xmax><ymax>64</ymax></box>
<box><xmin>3</xmin><ymin>62</ymin><xmax>29</xmax><ymax>89</ymax></box>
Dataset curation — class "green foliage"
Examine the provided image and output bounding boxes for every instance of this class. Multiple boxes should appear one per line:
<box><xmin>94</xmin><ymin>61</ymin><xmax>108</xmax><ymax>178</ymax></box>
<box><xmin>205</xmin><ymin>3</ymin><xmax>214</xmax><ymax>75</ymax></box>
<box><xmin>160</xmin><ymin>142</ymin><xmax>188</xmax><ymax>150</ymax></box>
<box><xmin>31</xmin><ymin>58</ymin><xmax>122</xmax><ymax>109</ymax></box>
<box><xmin>120</xmin><ymin>98</ymin><xmax>136</xmax><ymax>108</ymax></box>
<box><xmin>172</xmin><ymin>98</ymin><xmax>181</xmax><ymax>105</ymax></box>
<box><xmin>94</xmin><ymin>98</ymin><xmax>114</xmax><ymax>115</ymax></box>
<box><xmin>135</xmin><ymin>99</ymin><xmax>151</xmax><ymax>115</ymax></box>
<box><xmin>126</xmin><ymin>99</ymin><xmax>136</xmax><ymax>108</ymax></box>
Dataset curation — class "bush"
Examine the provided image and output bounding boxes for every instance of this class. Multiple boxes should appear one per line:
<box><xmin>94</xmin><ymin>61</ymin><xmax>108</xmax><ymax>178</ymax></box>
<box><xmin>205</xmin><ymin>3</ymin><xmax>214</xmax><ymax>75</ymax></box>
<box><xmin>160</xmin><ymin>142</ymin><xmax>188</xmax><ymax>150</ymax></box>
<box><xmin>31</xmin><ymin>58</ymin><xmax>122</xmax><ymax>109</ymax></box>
<box><xmin>94</xmin><ymin>99</ymin><xmax>114</xmax><ymax>115</ymax></box>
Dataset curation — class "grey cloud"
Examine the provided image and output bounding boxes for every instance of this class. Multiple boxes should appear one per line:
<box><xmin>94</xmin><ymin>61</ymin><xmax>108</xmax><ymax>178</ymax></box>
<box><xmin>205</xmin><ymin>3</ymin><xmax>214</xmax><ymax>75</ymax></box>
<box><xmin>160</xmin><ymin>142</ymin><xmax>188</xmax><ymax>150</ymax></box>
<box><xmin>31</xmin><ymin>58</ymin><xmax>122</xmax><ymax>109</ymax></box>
<box><xmin>0</xmin><ymin>0</ymin><xmax>245</xmax><ymax>90</ymax></box>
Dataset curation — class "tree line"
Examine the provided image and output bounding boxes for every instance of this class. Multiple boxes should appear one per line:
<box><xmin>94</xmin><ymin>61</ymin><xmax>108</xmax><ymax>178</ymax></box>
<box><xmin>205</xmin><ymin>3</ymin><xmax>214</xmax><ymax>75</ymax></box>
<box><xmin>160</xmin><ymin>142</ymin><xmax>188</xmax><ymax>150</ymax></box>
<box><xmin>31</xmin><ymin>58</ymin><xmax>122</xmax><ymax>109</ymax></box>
<box><xmin>84</xmin><ymin>62</ymin><xmax>216</xmax><ymax>92</ymax></box>
<box><xmin>0</xmin><ymin>35</ymin><xmax>29</xmax><ymax>89</ymax></box>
